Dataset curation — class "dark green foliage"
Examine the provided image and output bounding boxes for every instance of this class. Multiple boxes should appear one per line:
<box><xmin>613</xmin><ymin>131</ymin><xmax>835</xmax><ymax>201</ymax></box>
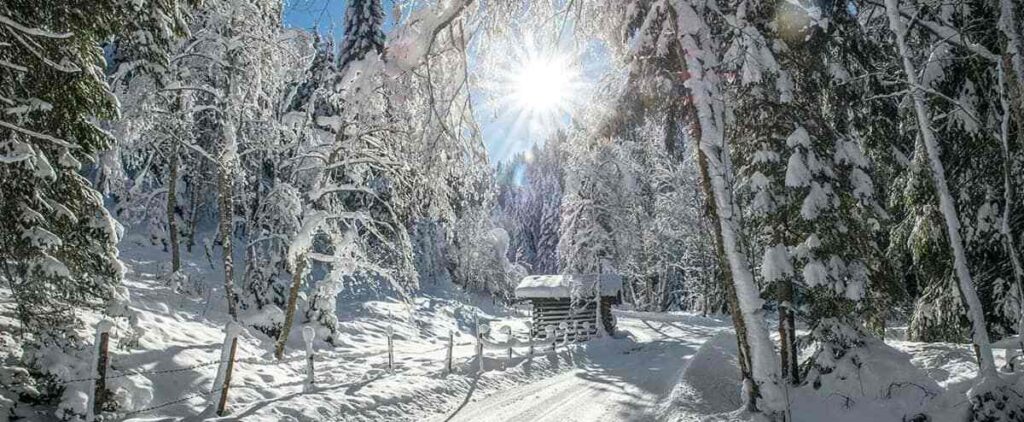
<box><xmin>0</xmin><ymin>0</ymin><xmax>192</xmax><ymax>334</ymax></box>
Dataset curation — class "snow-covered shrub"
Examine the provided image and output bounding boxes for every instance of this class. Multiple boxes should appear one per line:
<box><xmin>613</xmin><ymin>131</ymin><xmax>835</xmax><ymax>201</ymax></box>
<box><xmin>449</xmin><ymin>210</ymin><xmax>525</xmax><ymax>302</ymax></box>
<box><xmin>968</xmin><ymin>376</ymin><xmax>1024</xmax><ymax>422</ymax></box>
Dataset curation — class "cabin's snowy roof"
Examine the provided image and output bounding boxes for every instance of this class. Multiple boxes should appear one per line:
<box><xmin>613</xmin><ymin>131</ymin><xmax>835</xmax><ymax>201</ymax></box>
<box><xmin>514</xmin><ymin>274</ymin><xmax>623</xmax><ymax>299</ymax></box>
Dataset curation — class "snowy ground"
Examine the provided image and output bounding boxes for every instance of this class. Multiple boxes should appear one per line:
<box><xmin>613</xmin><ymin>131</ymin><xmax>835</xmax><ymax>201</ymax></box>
<box><xmin>439</xmin><ymin>313</ymin><xmax>733</xmax><ymax>422</ymax></box>
<box><xmin>3</xmin><ymin>237</ymin><xmax>1008</xmax><ymax>421</ymax></box>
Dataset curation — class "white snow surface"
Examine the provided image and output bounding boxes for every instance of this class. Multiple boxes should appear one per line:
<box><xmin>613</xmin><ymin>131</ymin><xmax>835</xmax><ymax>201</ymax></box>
<box><xmin>4</xmin><ymin>237</ymin><xmax>1015</xmax><ymax>422</ymax></box>
<box><xmin>439</xmin><ymin>312</ymin><xmax>733</xmax><ymax>422</ymax></box>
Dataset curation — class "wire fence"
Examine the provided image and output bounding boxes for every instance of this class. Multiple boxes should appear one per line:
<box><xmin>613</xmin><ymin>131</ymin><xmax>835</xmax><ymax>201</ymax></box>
<box><xmin>6</xmin><ymin>319</ymin><xmax>597</xmax><ymax>421</ymax></box>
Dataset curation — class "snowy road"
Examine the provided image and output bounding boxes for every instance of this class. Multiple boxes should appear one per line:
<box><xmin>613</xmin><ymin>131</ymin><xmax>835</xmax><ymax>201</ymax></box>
<box><xmin>437</xmin><ymin>313</ymin><xmax>732</xmax><ymax>422</ymax></box>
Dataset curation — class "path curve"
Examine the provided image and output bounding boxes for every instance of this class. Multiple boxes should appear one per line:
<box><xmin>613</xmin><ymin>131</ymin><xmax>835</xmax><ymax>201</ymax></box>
<box><xmin>438</xmin><ymin>313</ymin><xmax>731</xmax><ymax>422</ymax></box>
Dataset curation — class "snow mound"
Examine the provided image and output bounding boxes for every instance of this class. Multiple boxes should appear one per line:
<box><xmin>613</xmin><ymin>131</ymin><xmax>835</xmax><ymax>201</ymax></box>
<box><xmin>661</xmin><ymin>330</ymin><xmax>972</xmax><ymax>422</ymax></box>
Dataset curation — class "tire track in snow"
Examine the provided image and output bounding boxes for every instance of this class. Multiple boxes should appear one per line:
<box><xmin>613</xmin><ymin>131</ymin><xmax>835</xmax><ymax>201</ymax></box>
<box><xmin>438</xmin><ymin>315</ymin><xmax>729</xmax><ymax>422</ymax></box>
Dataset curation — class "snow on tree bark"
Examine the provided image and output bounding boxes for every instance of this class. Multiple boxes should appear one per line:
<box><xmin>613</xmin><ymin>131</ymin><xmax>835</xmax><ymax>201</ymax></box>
<box><xmin>884</xmin><ymin>0</ymin><xmax>996</xmax><ymax>377</ymax></box>
<box><xmin>672</xmin><ymin>1</ymin><xmax>786</xmax><ymax>415</ymax></box>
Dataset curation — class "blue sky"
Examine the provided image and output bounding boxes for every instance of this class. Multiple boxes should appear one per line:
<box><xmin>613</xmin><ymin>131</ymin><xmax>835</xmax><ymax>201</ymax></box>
<box><xmin>282</xmin><ymin>0</ymin><xmax>588</xmax><ymax>165</ymax></box>
<box><xmin>282</xmin><ymin>0</ymin><xmax>349</xmax><ymax>38</ymax></box>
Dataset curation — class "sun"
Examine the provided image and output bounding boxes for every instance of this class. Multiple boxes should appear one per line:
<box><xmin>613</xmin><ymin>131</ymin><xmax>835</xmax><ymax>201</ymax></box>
<box><xmin>482</xmin><ymin>44</ymin><xmax>585</xmax><ymax>159</ymax></box>
<box><xmin>511</xmin><ymin>57</ymin><xmax>576</xmax><ymax>114</ymax></box>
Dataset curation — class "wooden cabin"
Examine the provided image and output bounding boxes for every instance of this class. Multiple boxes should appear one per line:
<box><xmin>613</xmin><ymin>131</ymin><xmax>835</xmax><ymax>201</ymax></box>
<box><xmin>514</xmin><ymin>274</ymin><xmax>622</xmax><ymax>341</ymax></box>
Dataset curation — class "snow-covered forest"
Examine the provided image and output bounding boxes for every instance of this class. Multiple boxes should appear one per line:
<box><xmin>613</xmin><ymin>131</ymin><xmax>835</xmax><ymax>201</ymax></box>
<box><xmin>3</xmin><ymin>0</ymin><xmax>1024</xmax><ymax>420</ymax></box>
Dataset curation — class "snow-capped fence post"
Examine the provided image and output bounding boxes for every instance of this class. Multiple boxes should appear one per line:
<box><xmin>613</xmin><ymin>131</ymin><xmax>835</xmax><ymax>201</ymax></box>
<box><xmin>502</xmin><ymin>325</ymin><xmax>513</xmax><ymax>362</ymax></box>
<box><xmin>559</xmin><ymin>322</ymin><xmax>569</xmax><ymax>347</ymax></box>
<box><xmin>87</xmin><ymin>320</ymin><xmax>113</xmax><ymax>422</ymax></box>
<box><xmin>477</xmin><ymin>322</ymin><xmax>489</xmax><ymax>373</ymax></box>
<box><xmin>212</xmin><ymin>321</ymin><xmax>242</xmax><ymax>416</ymax></box>
<box><xmin>581</xmin><ymin>321</ymin><xmax>590</xmax><ymax>341</ymax></box>
<box><xmin>573</xmin><ymin>320</ymin><xmax>580</xmax><ymax>343</ymax></box>
<box><xmin>303</xmin><ymin>326</ymin><xmax>315</xmax><ymax>392</ymax></box>
<box><xmin>386</xmin><ymin>325</ymin><xmax>394</xmax><ymax>374</ymax></box>
<box><xmin>446</xmin><ymin>330</ymin><xmax>454</xmax><ymax>374</ymax></box>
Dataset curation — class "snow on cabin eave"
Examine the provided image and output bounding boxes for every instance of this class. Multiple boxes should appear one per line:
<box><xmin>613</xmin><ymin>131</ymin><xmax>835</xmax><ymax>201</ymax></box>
<box><xmin>513</xmin><ymin>274</ymin><xmax>623</xmax><ymax>300</ymax></box>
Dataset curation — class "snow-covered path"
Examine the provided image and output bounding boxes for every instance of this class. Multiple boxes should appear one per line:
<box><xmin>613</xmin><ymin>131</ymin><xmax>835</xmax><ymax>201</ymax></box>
<box><xmin>437</xmin><ymin>313</ymin><xmax>733</xmax><ymax>422</ymax></box>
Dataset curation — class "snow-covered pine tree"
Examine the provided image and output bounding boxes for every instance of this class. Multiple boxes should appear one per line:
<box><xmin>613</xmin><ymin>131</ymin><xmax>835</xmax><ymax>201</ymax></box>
<box><xmin>730</xmin><ymin>0</ymin><xmax>892</xmax><ymax>393</ymax></box>
<box><xmin>1</xmin><ymin>0</ymin><xmax>192</xmax><ymax>417</ymax></box>
<box><xmin>0</xmin><ymin>0</ymin><xmax>189</xmax><ymax>333</ymax></box>
<box><xmin>495</xmin><ymin>132</ymin><xmax>566</xmax><ymax>275</ymax></box>
<box><xmin>338</xmin><ymin>0</ymin><xmax>386</xmax><ymax>70</ymax></box>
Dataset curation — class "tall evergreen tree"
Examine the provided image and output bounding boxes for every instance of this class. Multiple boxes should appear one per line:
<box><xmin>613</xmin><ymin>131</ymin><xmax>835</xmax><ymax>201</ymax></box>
<box><xmin>0</xmin><ymin>0</ymin><xmax>191</xmax><ymax>334</ymax></box>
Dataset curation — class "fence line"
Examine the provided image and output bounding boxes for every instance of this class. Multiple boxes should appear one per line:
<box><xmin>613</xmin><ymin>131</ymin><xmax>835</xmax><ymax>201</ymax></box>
<box><xmin>13</xmin><ymin>319</ymin><xmax>585</xmax><ymax>421</ymax></box>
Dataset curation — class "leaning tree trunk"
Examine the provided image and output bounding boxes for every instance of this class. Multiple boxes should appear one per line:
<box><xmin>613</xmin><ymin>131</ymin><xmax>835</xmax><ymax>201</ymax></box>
<box><xmin>276</xmin><ymin>253</ymin><xmax>307</xmax><ymax>360</ymax></box>
<box><xmin>697</xmin><ymin>138</ymin><xmax>755</xmax><ymax>407</ymax></box>
<box><xmin>669</xmin><ymin>4</ymin><xmax>786</xmax><ymax>416</ymax></box>
<box><xmin>885</xmin><ymin>0</ymin><xmax>996</xmax><ymax>376</ymax></box>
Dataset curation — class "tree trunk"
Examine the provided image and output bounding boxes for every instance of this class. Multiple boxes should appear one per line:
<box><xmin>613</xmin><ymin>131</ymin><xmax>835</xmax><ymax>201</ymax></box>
<box><xmin>999</xmin><ymin>1</ymin><xmax>1024</xmax><ymax>355</ymax></box>
<box><xmin>219</xmin><ymin>3</ymin><xmax>240</xmax><ymax>322</ymax></box>
<box><xmin>697</xmin><ymin>140</ymin><xmax>756</xmax><ymax>409</ymax></box>
<box><xmin>885</xmin><ymin>0</ymin><xmax>996</xmax><ymax>376</ymax></box>
<box><xmin>777</xmin><ymin>278</ymin><xmax>798</xmax><ymax>385</ymax></box>
<box><xmin>218</xmin><ymin>157</ymin><xmax>238</xmax><ymax>321</ymax></box>
<box><xmin>167</xmin><ymin>139</ymin><xmax>181</xmax><ymax>275</ymax></box>
<box><xmin>167</xmin><ymin>145</ymin><xmax>181</xmax><ymax>275</ymax></box>
<box><xmin>276</xmin><ymin>253</ymin><xmax>307</xmax><ymax>360</ymax></box>
<box><xmin>667</xmin><ymin>4</ymin><xmax>785</xmax><ymax>414</ymax></box>
<box><xmin>186</xmin><ymin>190</ymin><xmax>200</xmax><ymax>253</ymax></box>
<box><xmin>997</xmin><ymin>55</ymin><xmax>1024</xmax><ymax>357</ymax></box>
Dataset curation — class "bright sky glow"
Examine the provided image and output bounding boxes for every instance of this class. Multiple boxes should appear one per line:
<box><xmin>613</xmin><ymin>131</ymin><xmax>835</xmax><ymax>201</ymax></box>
<box><xmin>479</xmin><ymin>44</ymin><xmax>589</xmax><ymax>162</ymax></box>
<box><xmin>511</xmin><ymin>57</ymin><xmax>576</xmax><ymax>115</ymax></box>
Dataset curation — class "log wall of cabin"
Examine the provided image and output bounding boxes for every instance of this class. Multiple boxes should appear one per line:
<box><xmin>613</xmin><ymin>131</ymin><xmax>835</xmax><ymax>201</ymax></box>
<box><xmin>529</xmin><ymin>297</ymin><xmax>616</xmax><ymax>341</ymax></box>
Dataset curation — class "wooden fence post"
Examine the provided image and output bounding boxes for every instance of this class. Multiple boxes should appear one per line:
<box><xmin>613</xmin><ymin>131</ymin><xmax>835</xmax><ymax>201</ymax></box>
<box><xmin>546</xmin><ymin>325</ymin><xmax>556</xmax><ymax>353</ymax></box>
<box><xmin>559</xmin><ymin>322</ymin><xmax>569</xmax><ymax>347</ymax></box>
<box><xmin>477</xmin><ymin>322</ymin><xmax>489</xmax><ymax>373</ymax></box>
<box><xmin>446</xmin><ymin>330</ymin><xmax>454</xmax><ymax>374</ymax></box>
<box><xmin>87</xmin><ymin>320</ymin><xmax>113</xmax><ymax>422</ymax></box>
<box><xmin>216</xmin><ymin>337</ymin><xmax>238</xmax><ymax>416</ymax></box>
<box><xmin>303</xmin><ymin>326</ymin><xmax>315</xmax><ymax>392</ymax></box>
<box><xmin>525</xmin><ymin>322</ymin><xmax>534</xmax><ymax>359</ymax></box>
<box><xmin>212</xmin><ymin>322</ymin><xmax>242</xmax><ymax>416</ymax></box>
<box><xmin>582</xmin><ymin>321</ymin><xmax>591</xmax><ymax>341</ymax></box>
<box><xmin>503</xmin><ymin>326</ymin><xmax>513</xmax><ymax>362</ymax></box>
<box><xmin>594</xmin><ymin>283</ymin><xmax>602</xmax><ymax>338</ymax></box>
<box><xmin>386</xmin><ymin>325</ymin><xmax>394</xmax><ymax>374</ymax></box>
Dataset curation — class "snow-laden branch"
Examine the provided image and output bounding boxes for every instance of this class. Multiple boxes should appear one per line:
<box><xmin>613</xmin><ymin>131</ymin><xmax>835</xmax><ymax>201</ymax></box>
<box><xmin>0</xmin><ymin>119</ymin><xmax>77</xmax><ymax>149</ymax></box>
<box><xmin>0</xmin><ymin>14</ymin><xmax>72</xmax><ymax>39</ymax></box>
<box><xmin>862</xmin><ymin>0</ymin><xmax>998</xmax><ymax>62</ymax></box>
<box><xmin>308</xmin><ymin>184</ymin><xmax>376</xmax><ymax>202</ymax></box>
